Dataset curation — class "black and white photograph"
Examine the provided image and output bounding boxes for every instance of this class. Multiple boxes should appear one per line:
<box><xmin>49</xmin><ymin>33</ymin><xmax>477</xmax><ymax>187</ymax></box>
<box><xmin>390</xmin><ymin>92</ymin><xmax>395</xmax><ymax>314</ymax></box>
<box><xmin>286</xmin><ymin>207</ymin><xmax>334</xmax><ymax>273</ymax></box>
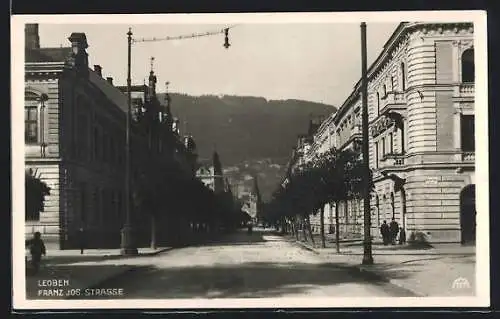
<box><xmin>11</xmin><ymin>11</ymin><xmax>489</xmax><ymax>309</ymax></box>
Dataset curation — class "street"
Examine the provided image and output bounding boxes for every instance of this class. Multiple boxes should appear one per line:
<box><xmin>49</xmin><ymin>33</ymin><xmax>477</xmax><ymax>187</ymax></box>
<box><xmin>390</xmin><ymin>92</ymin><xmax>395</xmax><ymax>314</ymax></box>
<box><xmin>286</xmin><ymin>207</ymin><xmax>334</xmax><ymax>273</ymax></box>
<box><xmin>75</xmin><ymin>229</ymin><xmax>415</xmax><ymax>299</ymax></box>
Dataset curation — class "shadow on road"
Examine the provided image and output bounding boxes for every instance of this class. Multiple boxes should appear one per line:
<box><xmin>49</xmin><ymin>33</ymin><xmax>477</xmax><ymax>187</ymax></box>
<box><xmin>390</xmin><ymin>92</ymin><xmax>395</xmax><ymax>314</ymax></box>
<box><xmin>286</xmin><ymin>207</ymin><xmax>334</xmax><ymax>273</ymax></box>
<box><xmin>83</xmin><ymin>260</ymin><xmax>417</xmax><ymax>299</ymax></box>
<box><xmin>192</xmin><ymin>229</ymin><xmax>272</xmax><ymax>247</ymax></box>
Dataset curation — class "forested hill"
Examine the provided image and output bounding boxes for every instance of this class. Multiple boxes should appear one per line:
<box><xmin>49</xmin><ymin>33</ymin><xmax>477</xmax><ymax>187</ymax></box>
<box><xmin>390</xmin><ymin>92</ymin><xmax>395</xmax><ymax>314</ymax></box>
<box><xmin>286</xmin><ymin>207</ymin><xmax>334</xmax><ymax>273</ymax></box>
<box><xmin>157</xmin><ymin>93</ymin><xmax>337</xmax><ymax>166</ymax></box>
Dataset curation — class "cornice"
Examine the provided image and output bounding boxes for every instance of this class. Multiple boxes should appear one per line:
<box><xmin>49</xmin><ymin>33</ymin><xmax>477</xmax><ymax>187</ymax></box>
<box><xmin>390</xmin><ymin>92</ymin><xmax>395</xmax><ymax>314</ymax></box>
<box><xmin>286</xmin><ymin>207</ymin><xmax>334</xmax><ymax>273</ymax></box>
<box><xmin>332</xmin><ymin>22</ymin><xmax>473</xmax><ymax>127</ymax></box>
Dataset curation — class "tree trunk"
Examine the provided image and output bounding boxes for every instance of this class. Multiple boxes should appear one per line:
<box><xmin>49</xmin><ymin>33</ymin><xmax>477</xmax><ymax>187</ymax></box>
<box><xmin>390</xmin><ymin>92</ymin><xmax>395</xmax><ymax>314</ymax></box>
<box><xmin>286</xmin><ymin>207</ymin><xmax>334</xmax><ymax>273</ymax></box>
<box><xmin>302</xmin><ymin>218</ymin><xmax>308</xmax><ymax>242</ymax></box>
<box><xmin>344</xmin><ymin>200</ymin><xmax>349</xmax><ymax>238</ymax></box>
<box><xmin>307</xmin><ymin>215</ymin><xmax>315</xmax><ymax>247</ymax></box>
<box><xmin>320</xmin><ymin>207</ymin><xmax>326</xmax><ymax>248</ymax></box>
<box><xmin>335</xmin><ymin>201</ymin><xmax>340</xmax><ymax>253</ymax></box>
<box><xmin>150</xmin><ymin>214</ymin><xmax>157</xmax><ymax>250</ymax></box>
<box><xmin>294</xmin><ymin>219</ymin><xmax>299</xmax><ymax>240</ymax></box>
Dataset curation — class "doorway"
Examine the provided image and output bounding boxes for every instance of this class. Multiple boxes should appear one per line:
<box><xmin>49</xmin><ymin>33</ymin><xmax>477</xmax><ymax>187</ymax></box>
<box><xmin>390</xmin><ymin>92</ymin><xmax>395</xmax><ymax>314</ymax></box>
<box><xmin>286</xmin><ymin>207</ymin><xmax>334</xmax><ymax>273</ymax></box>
<box><xmin>460</xmin><ymin>184</ymin><xmax>476</xmax><ymax>245</ymax></box>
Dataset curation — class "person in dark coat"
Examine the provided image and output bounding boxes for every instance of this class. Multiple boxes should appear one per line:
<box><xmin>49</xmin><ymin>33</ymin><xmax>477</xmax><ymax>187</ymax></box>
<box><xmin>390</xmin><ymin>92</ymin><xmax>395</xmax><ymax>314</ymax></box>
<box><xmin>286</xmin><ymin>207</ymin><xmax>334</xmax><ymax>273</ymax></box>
<box><xmin>380</xmin><ymin>220</ymin><xmax>389</xmax><ymax>245</ymax></box>
<box><xmin>28</xmin><ymin>232</ymin><xmax>46</xmax><ymax>274</ymax></box>
<box><xmin>398</xmin><ymin>227</ymin><xmax>406</xmax><ymax>245</ymax></box>
<box><xmin>390</xmin><ymin>218</ymin><xmax>399</xmax><ymax>245</ymax></box>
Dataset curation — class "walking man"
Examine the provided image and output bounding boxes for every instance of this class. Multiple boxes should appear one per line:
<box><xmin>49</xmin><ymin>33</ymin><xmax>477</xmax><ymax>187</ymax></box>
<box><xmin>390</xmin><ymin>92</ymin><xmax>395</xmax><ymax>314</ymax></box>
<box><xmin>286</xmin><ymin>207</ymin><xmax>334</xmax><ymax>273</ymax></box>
<box><xmin>27</xmin><ymin>232</ymin><xmax>46</xmax><ymax>274</ymax></box>
<box><xmin>380</xmin><ymin>220</ymin><xmax>389</xmax><ymax>245</ymax></box>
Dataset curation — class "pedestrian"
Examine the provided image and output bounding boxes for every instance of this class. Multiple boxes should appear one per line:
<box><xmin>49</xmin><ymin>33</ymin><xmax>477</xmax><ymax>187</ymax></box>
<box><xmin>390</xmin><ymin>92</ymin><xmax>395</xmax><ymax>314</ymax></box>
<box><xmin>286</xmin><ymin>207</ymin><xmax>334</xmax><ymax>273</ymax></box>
<box><xmin>78</xmin><ymin>227</ymin><xmax>86</xmax><ymax>254</ymax></box>
<box><xmin>247</xmin><ymin>221</ymin><xmax>253</xmax><ymax>235</ymax></box>
<box><xmin>390</xmin><ymin>218</ymin><xmax>399</xmax><ymax>245</ymax></box>
<box><xmin>27</xmin><ymin>232</ymin><xmax>46</xmax><ymax>274</ymax></box>
<box><xmin>398</xmin><ymin>227</ymin><xmax>406</xmax><ymax>245</ymax></box>
<box><xmin>380</xmin><ymin>220</ymin><xmax>389</xmax><ymax>245</ymax></box>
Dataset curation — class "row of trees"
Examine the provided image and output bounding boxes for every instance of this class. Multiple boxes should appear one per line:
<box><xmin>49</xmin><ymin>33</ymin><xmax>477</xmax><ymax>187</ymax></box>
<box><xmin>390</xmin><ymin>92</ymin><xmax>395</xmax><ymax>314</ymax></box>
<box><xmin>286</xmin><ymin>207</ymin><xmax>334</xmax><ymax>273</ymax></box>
<box><xmin>262</xmin><ymin>148</ymin><xmax>371</xmax><ymax>250</ymax></box>
<box><xmin>132</xmin><ymin>86</ymin><xmax>250</xmax><ymax>249</ymax></box>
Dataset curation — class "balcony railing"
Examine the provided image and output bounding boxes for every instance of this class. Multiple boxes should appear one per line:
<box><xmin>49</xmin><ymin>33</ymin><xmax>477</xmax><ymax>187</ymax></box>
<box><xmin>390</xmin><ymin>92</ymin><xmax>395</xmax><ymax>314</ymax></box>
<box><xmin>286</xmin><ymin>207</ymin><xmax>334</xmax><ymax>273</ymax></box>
<box><xmin>459</xmin><ymin>83</ymin><xmax>474</xmax><ymax>96</ymax></box>
<box><xmin>351</xmin><ymin>124</ymin><xmax>362</xmax><ymax>135</ymax></box>
<box><xmin>380</xmin><ymin>91</ymin><xmax>406</xmax><ymax>116</ymax></box>
<box><xmin>380</xmin><ymin>153</ymin><xmax>405</xmax><ymax>167</ymax></box>
<box><xmin>462</xmin><ymin>151</ymin><xmax>475</xmax><ymax>162</ymax></box>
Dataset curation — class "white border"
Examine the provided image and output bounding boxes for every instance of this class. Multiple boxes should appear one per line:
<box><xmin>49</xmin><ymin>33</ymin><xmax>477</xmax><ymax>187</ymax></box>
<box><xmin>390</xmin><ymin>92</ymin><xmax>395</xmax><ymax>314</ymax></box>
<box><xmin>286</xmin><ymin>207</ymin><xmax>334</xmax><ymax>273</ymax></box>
<box><xmin>11</xmin><ymin>11</ymin><xmax>489</xmax><ymax>310</ymax></box>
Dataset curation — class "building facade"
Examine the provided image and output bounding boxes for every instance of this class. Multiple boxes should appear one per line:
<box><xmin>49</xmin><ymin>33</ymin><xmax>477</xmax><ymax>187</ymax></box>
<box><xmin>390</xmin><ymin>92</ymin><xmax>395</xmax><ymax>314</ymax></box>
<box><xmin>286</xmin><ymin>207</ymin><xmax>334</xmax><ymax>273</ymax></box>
<box><xmin>288</xmin><ymin>22</ymin><xmax>475</xmax><ymax>244</ymax></box>
<box><xmin>24</xmin><ymin>24</ymin><xmax>197</xmax><ymax>249</ymax></box>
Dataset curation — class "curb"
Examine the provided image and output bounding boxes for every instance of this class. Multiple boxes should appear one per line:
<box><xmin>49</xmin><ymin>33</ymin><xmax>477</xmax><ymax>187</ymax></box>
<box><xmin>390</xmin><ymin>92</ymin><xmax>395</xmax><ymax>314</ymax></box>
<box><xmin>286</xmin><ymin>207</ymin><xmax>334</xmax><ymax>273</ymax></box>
<box><xmin>290</xmin><ymin>239</ymin><xmax>426</xmax><ymax>297</ymax></box>
<box><xmin>137</xmin><ymin>247</ymin><xmax>174</xmax><ymax>257</ymax></box>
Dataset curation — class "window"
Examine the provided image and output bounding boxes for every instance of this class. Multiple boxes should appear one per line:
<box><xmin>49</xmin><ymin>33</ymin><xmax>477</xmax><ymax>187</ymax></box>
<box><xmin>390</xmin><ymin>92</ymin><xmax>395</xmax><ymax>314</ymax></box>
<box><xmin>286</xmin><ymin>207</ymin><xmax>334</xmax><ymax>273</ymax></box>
<box><xmin>461</xmin><ymin>48</ymin><xmax>474</xmax><ymax>83</ymax></box>
<box><xmin>77</xmin><ymin>113</ymin><xmax>88</xmax><ymax>160</ymax></box>
<box><xmin>103</xmin><ymin>132</ymin><xmax>109</xmax><ymax>163</ymax></box>
<box><xmin>25</xmin><ymin>105</ymin><xmax>38</xmax><ymax>144</ymax></box>
<box><xmin>383</xmin><ymin>84</ymin><xmax>387</xmax><ymax>98</ymax></box>
<box><xmin>381</xmin><ymin>137</ymin><xmax>386</xmax><ymax>156</ymax></box>
<box><xmin>374</xmin><ymin>142</ymin><xmax>379</xmax><ymax>168</ymax></box>
<box><xmin>461</xmin><ymin>115</ymin><xmax>475</xmax><ymax>152</ymax></box>
<box><xmin>391</xmin><ymin>76</ymin><xmax>395</xmax><ymax>91</ymax></box>
<box><xmin>401</xmin><ymin>62</ymin><xmax>406</xmax><ymax>91</ymax></box>
<box><xmin>94</xmin><ymin>126</ymin><xmax>103</xmax><ymax>161</ymax></box>
<box><xmin>376</xmin><ymin>92</ymin><xmax>380</xmax><ymax>115</ymax></box>
<box><xmin>80</xmin><ymin>182</ymin><xmax>87</xmax><ymax>223</ymax></box>
<box><xmin>389</xmin><ymin>132</ymin><xmax>394</xmax><ymax>154</ymax></box>
<box><xmin>108</xmin><ymin>135</ymin><xmax>113</xmax><ymax>163</ymax></box>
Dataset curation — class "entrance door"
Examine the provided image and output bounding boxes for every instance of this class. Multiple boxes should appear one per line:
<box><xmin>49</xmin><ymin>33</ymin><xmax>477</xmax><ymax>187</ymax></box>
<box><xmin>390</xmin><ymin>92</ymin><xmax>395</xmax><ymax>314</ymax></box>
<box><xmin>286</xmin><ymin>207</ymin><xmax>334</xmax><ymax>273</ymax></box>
<box><xmin>460</xmin><ymin>184</ymin><xmax>476</xmax><ymax>245</ymax></box>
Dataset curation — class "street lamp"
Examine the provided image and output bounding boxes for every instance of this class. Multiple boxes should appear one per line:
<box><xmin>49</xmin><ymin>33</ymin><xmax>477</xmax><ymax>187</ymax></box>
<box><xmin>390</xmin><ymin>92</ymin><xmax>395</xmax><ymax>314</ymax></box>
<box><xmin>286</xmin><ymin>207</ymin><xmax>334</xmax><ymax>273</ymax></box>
<box><xmin>360</xmin><ymin>22</ymin><xmax>373</xmax><ymax>265</ymax></box>
<box><xmin>120</xmin><ymin>27</ymin><xmax>138</xmax><ymax>255</ymax></box>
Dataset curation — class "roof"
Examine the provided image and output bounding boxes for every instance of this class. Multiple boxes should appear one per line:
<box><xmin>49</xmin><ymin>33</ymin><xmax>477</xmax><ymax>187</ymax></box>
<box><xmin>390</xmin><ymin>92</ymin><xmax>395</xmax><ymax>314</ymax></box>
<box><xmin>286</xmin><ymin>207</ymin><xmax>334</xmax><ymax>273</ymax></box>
<box><xmin>88</xmin><ymin>69</ymin><xmax>128</xmax><ymax>113</ymax></box>
<box><xmin>25</xmin><ymin>47</ymin><xmax>72</xmax><ymax>63</ymax></box>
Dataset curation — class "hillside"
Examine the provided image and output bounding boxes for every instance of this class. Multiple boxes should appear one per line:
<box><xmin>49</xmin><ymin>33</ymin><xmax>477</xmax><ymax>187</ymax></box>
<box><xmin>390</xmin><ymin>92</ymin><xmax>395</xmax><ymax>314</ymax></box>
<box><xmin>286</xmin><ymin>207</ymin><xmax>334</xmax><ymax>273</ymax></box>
<box><xmin>157</xmin><ymin>93</ymin><xmax>337</xmax><ymax>200</ymax></box>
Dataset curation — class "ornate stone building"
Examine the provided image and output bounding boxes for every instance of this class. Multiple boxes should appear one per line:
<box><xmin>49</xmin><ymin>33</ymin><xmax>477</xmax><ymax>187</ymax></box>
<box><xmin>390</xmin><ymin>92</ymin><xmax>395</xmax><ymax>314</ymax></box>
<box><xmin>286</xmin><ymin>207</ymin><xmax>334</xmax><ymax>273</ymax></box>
<box><xmin>288</xmin><ymin>22</ymin><xmax>475</xmax><ymax>244</ymax></box>
<box><xmin>24</xmin><ymin>24</ymin><xmax>198</xmax><ymax>249</ymax></box>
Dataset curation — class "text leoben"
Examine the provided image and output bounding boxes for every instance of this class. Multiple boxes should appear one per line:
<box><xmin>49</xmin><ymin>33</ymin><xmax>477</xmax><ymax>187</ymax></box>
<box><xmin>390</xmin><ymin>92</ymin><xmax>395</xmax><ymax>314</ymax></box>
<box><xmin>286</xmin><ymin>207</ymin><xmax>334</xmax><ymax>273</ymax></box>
<box><xmin>37</xmin><ymin>279</ymin><xmax>70</xmax><ymax>287</ymax></box>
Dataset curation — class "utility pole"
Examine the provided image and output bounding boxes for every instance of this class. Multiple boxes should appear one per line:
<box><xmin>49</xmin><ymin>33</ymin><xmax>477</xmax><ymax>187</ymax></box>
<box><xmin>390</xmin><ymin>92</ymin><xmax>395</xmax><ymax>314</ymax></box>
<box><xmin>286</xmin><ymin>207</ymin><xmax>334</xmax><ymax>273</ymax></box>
<box><xmin>121</xmin><ymin>27</ymin><xmax>138</xmax><ymax>255</ymax></box>
<box><xmin>361</xmin><ymin>22</ymin><xmax>373</xmax><ymax>265</ymax></box>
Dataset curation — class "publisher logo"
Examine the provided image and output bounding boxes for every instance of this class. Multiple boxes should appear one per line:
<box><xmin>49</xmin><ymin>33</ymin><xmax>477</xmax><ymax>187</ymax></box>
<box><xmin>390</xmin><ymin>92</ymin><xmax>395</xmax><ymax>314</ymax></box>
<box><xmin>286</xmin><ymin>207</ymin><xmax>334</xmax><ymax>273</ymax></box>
<box><xmin>452</xmin><ymin>277</ymin><xmax>471</xmax><ymax>290</ymax></box>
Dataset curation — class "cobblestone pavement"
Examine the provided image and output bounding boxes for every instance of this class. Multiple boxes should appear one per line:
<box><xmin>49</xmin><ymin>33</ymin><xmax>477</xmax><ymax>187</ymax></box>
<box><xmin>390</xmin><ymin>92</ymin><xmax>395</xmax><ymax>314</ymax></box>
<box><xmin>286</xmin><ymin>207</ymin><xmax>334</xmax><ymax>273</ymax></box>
<box><xmin>67</xmin><ymin>229</ymin><xmax>416</xmax><ymax>299</ymax></box>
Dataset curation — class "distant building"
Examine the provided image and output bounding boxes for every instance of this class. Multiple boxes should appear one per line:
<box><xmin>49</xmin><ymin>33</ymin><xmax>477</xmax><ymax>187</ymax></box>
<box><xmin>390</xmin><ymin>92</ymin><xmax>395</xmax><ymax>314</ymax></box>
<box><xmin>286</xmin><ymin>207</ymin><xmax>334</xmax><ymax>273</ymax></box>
<box><xmin>241</xmin><ymin>175</ymin><xmax>262</xmax><ymax>222</ymax></box>
<box><xmin>195</xmin><ymin>151</ymin><xmax>225</xmax><ymax>194</ymax></box>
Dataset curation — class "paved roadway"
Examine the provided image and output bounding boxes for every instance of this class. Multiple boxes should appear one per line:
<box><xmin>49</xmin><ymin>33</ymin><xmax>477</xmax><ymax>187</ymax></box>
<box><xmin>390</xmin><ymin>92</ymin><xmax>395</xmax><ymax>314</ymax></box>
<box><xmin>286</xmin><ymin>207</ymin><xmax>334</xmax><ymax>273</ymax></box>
<box><xmin>80</xmin><ymin>229</ymin><xmax>415</xmax><ymax>299</ymax></box>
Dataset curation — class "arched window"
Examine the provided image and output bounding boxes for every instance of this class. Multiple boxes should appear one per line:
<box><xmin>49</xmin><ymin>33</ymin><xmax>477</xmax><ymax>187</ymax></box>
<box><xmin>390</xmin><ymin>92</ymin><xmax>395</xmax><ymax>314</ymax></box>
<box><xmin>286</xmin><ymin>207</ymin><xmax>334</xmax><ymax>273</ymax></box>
<box><xmin>461</xmin><ymin>48</ymin><xmax>474</xmax><ymax>83</ymax></box>
<box><xmin>401</xmin><ymin>62</ymin><xmax>406</xmax><ymax>91</ymax></box>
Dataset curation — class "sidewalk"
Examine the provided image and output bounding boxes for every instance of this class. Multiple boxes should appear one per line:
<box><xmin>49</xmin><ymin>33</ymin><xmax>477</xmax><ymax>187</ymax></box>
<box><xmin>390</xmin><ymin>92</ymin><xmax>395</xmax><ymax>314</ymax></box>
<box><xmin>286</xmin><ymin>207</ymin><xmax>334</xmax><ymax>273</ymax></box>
<box><xmin>285</xmin><ymin>234</ymin><xmax>476</xmax><ymax>297</ymax></box>
<box><xmin>25</xmin><ymin>246</ymin><xmax>172</xmax><ymax>299</ymax></box>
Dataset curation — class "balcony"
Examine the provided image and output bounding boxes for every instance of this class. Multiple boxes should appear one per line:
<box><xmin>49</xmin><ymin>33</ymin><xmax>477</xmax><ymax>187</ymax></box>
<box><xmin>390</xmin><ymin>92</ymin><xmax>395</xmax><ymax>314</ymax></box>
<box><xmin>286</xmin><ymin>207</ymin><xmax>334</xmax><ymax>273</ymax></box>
<box><xmin>462</xmin><ymin>151</ymin><xmax>475</xmax><ymax>162</ymax></box>
<box><xmin>380</xmin><ymin>91</ymin><xmax>406</xmax><ymax>116</ymax></box>
<box><xmin>454</xmin><ymin>83</ymin><xmax>475</xmax><ymax>100</ymax></box>
<box><xmin>379</xmin><ymin>153</ymin><xmax>406</xmax><ymax>168</ymax></box>
<box><xmin>351</xmin><ymin>124</ymin><xmax>362</xmax><ymax>136</ymax></box>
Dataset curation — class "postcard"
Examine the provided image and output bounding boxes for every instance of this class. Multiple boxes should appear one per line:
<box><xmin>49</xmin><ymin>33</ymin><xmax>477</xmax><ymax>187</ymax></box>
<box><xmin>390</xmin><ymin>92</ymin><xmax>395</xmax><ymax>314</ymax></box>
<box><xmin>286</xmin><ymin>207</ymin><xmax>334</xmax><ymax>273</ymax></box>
<box><xmin>11</xmin><ymin>11</ymin><xmax>489</xmax><ymax>310</ymax></box>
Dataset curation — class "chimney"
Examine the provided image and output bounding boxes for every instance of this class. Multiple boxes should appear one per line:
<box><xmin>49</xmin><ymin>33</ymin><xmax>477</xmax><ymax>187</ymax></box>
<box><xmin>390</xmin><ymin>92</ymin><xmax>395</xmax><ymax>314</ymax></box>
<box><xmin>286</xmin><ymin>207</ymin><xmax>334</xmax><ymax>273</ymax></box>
<box><xmin>106</xmin><ymin>77</ymin><xmax>113</xmax><ymax>85</ymax></box>
<box><xmin>25</xmin><ymin>24</ymin><xmax>40</xmax><ymax>49</ymax></box>
<box><xmin>94</xmin><ymin>65</ymin><xmax>102</xmax><ymax>77</ymax></box>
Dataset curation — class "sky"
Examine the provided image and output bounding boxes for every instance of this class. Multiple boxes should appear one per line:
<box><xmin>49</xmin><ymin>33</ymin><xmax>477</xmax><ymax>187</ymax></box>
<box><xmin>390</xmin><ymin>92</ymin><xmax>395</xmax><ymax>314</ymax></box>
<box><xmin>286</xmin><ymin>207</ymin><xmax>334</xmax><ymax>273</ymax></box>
<box><xmin>38</xmin><ymin>22</ymin><xmax>399</xmax><ymax>107</ymax></box>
